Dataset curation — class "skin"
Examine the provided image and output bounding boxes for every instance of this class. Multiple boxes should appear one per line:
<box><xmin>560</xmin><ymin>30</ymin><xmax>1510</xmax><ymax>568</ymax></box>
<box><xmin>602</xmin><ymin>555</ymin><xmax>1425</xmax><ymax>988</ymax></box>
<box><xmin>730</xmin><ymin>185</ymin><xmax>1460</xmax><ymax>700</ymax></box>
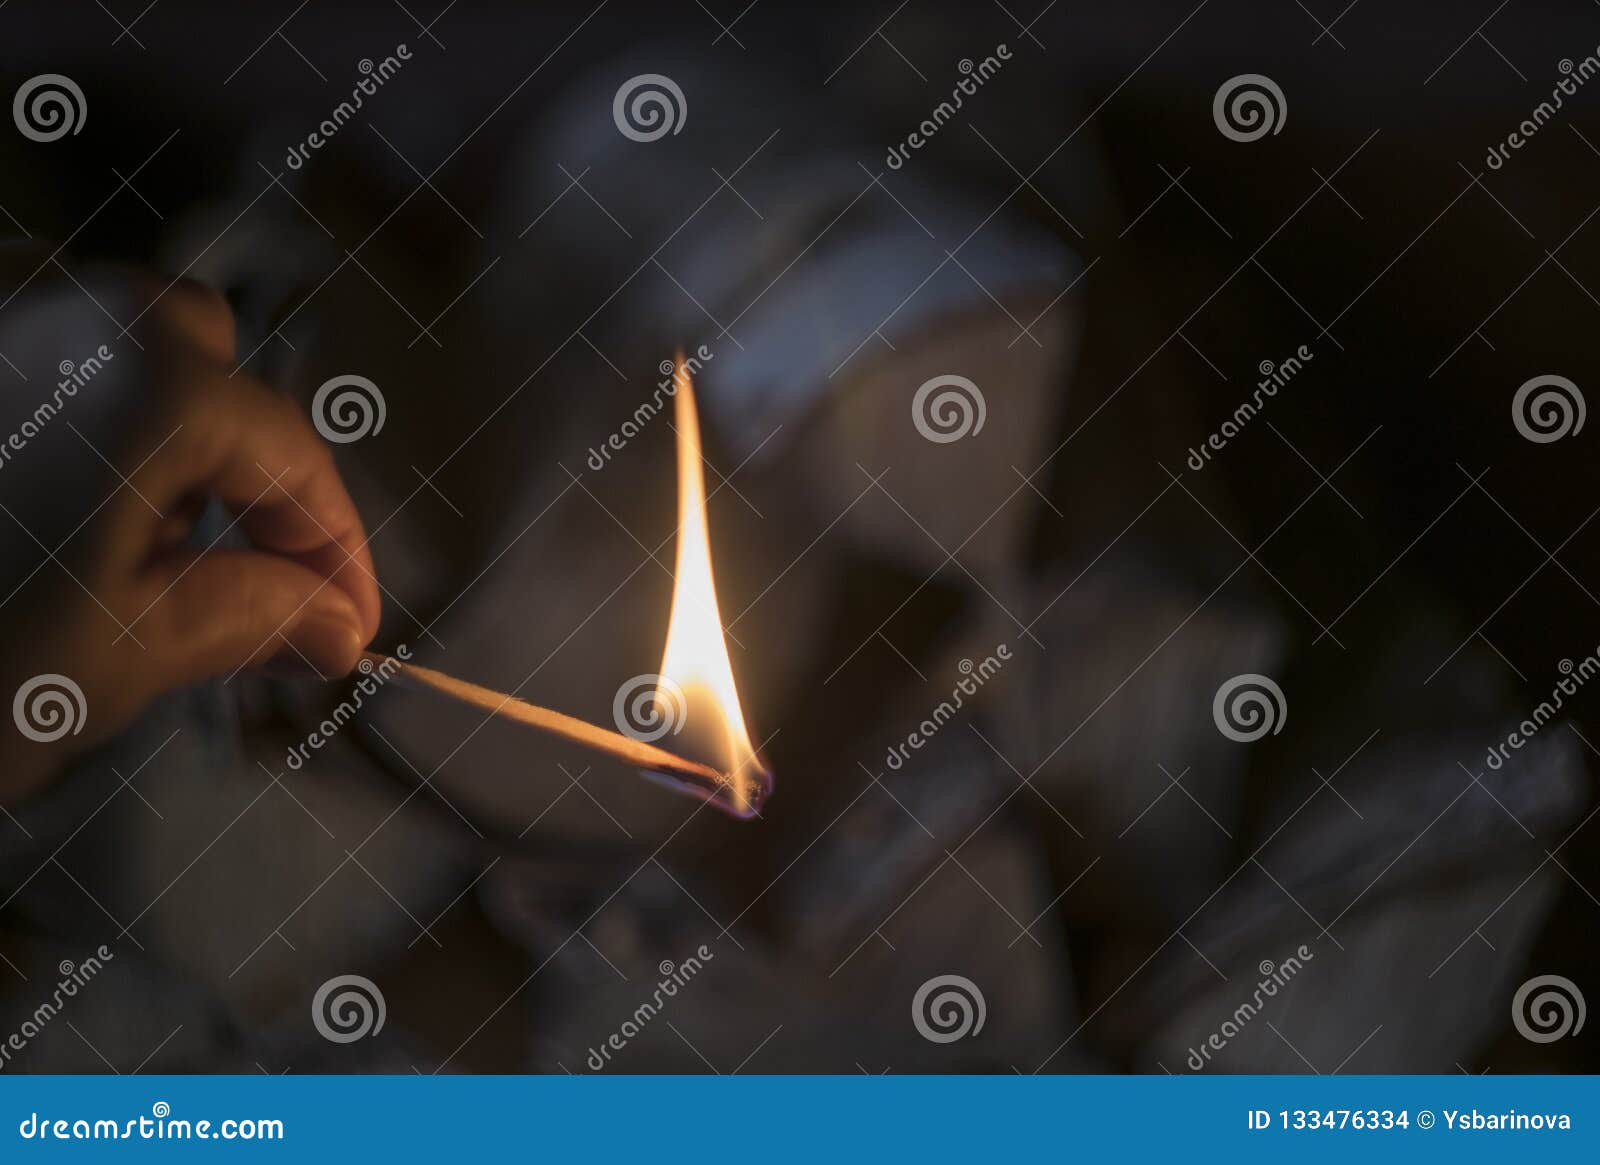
<box><xmin>0</xmin><ymin>247</ymin><xmax>380</xmax><ymax>804</ymax></box>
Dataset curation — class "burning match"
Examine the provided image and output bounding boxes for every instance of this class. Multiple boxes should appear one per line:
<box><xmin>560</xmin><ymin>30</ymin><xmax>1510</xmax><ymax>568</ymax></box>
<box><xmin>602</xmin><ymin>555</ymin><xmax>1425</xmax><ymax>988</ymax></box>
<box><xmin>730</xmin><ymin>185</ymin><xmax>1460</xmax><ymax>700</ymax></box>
<box><xmin>355</xmin><ymin>360</ymin><xmax>771</xmax><ymax>820</ymax></box>
<box><xmin>363</xmin><ymin>651</ymin><xmax>769</xmax><ymax>819</ymax></box>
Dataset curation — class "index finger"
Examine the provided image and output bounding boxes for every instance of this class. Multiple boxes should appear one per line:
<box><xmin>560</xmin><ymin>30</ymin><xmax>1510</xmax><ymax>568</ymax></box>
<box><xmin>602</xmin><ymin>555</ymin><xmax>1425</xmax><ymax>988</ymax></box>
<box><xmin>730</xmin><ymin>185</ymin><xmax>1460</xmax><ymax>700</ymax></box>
<box><xmin>113</xmin><ymin>366</ymin><xmax>382</xmax><ymax>640</ymax></box>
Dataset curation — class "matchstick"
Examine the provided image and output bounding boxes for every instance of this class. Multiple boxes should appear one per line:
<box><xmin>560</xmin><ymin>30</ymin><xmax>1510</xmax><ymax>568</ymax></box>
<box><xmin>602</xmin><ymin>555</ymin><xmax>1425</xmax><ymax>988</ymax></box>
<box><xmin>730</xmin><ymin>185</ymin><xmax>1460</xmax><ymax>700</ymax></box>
<box><xmin>361</xmin><ymin>651</ymin><xmax>767</xmax><ymax>819</ymax></box>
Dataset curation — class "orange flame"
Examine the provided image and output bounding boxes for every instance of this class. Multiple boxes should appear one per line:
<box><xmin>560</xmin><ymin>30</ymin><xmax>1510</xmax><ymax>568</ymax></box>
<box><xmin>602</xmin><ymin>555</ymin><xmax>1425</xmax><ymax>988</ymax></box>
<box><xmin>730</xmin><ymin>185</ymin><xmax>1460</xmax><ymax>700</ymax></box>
<box><xmin>656</xmin><ymin>357</ymin><xmax>763</xmax><ymax>812</ymax></box>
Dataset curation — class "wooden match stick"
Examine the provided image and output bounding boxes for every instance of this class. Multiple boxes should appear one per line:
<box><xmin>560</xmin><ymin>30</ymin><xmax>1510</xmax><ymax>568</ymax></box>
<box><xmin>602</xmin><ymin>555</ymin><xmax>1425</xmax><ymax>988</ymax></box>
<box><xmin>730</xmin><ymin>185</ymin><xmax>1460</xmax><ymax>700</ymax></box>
<box><xmin>360</xmin><ymin>651</ymin><xmax>765</xmax><ymax>818</ymax></box>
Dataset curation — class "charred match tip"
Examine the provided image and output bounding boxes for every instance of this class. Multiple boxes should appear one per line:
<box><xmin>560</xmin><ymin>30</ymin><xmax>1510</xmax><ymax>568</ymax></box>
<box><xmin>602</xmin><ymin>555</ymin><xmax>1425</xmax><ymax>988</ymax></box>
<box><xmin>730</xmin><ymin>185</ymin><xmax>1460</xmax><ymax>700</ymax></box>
<box><xmin>639</xmin><ymin>756</ymin><xmax>773</xmax><ymax>821</ymax></box>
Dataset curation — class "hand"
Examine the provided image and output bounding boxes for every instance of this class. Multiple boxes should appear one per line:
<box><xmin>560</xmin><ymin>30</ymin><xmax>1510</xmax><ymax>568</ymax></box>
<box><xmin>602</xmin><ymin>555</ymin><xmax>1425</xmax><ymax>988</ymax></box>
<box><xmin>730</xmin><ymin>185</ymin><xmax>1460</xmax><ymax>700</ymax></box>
<box><xmin>0</xmin><ymin>247</ymin><xmax>381</xmax><ymax>802</ymax></box>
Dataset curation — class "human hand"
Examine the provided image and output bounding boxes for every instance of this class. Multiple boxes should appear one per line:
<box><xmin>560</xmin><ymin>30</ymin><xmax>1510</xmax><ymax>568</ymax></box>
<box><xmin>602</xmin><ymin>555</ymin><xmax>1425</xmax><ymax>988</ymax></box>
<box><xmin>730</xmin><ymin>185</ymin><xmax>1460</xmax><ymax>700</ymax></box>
<box><xmin>0</xmin><ymin>247</ymin><xmax>380</xmax><ymax>802</ymax></box>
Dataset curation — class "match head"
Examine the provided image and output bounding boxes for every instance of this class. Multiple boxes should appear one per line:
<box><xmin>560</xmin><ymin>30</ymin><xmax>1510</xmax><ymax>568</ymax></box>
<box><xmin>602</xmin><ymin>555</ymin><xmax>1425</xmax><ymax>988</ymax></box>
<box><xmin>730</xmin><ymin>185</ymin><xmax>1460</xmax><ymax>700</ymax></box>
<box><xmin>639</xmin><ymin>756</ymin><xmax>774</xmax><ymax>820</ymax></box>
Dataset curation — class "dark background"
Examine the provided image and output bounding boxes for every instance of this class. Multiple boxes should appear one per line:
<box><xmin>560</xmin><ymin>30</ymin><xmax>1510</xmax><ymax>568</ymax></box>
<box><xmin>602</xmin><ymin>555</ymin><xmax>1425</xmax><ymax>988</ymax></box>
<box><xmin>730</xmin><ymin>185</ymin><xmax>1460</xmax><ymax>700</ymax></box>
<box><xmin>0</xmin><ymin>0</ymin><xmax>1596</xmax><ymax>1073</ymax></box>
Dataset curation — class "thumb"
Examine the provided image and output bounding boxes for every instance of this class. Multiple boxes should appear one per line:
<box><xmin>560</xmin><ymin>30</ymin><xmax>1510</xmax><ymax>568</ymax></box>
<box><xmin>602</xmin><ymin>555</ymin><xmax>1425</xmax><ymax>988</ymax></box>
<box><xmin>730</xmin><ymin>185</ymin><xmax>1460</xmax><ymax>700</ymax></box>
<box><xmin>144</xmin><ymin>548</ymin><xmax>368</xmax><ymax>686</ymax></box>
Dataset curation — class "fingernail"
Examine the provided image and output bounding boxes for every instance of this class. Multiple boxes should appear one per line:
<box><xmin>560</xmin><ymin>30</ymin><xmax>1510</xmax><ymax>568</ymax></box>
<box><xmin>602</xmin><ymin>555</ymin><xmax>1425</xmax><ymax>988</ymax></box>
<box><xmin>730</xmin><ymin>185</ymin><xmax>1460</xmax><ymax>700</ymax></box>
<box><xmin>277</xmin><ymin>592</ymin><xmax>365</xmax><ymax>680</ymax></box>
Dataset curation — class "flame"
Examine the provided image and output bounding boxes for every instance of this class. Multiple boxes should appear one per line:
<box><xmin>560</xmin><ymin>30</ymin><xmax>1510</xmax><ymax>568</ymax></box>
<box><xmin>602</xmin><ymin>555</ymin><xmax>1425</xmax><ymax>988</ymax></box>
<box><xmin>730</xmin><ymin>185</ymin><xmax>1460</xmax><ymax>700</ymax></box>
<box><xmin>656</xmin><ymin>356</ymin><xmax>762</xmax><ymax>811</ymax></box>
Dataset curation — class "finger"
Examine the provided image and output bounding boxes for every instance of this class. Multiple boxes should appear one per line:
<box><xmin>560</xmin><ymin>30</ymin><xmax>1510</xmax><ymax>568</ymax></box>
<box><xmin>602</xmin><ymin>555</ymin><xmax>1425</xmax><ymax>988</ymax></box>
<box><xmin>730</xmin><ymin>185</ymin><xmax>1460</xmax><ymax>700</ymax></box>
<box><xmin>141</xmin><ymin>548</ymin><xmax>366</xmax><ymax>685</ymax></box>
<box><xmin>5</xmin><ymin>259</ymin><xmax>236</xmax><ymax>364</ymax></box>
<box><xmin>113</xmin><ymin>370</ymin><xmax>381</xmax><ymax>640</ymax></box>
<box><xmin>80</xmin><ymin>263</ymin><xmax>236</xmax><ymax>364</ymax></box>
<box><xmin>138</xmin><ymin>275</ymin><xmax>236</xmax><ymax>365</ymax></box>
